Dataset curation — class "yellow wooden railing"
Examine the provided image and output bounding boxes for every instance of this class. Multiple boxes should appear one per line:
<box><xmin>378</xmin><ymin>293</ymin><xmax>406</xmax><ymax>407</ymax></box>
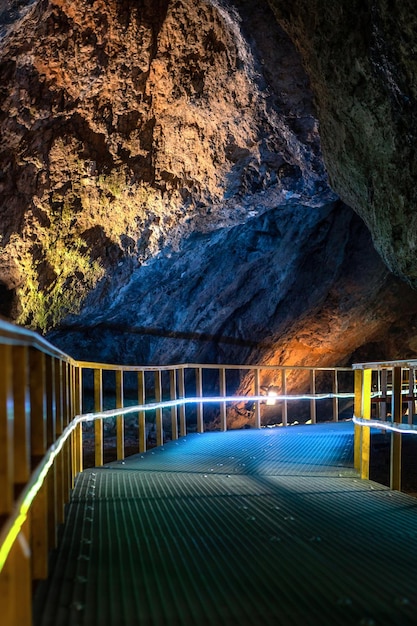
<box><xmin>353</xmin><ymin>359</ymin><xmax>417</xmax><ymax>491</ymax></box>
<box><xmin>0</xmin><ymin>319</ymin><xmax>355</xmax><ymax>625</ymax></box>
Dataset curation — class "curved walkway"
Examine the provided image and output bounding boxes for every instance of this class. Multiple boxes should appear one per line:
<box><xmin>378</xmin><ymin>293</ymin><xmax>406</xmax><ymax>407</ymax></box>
<box><xmin>34</xmin><ymin>422</ymin><xmax>417</xmax><ymax>625</ymax></box>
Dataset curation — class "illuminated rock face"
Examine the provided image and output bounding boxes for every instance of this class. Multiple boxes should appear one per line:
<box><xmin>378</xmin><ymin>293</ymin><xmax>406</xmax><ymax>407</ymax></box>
<box><xmin>1</xmin><ymin>0</ymin><xmax>417</xmax><ymax>366</ymax></box>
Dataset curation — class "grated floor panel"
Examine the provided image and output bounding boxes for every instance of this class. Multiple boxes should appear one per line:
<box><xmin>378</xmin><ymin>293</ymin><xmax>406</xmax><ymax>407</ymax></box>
<box><xmin>34</xmin><ymin>423</ymin><xmax>417</xmax><ymax>625</ymax></box>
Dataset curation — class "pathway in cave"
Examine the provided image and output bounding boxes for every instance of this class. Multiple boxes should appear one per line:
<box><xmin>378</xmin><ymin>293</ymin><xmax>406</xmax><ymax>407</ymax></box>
<box><xmin>34</xmin><ymin>422</ymin><xmax>417</xmax><ymax>626</ymax></box>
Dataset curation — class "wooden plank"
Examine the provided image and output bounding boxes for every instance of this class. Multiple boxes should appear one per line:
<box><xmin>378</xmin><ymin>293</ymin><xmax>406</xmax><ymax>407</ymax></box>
<box><xmin>31</xmin><ymin>482</ymin><xmax>48</xmax><ymax>581</ymax></box>
<box><xmin>12</xmin><ymin>345</ymin><xmax>30</xmax><ymax>492</ymax></box>
<box><xmin>61</xmin><ymin>363</ymin><xmax>71</xmax><ymax>503</ymax></box>
<box><xmin>45</xmin><ymin>356</ymin><xmax>56</xmax><ymax>447</ymax></box>
<box><xmin>11</xmin><ymin>524</ymin><xmax>32</xmax><ymax>626</ymax></box>
<box><xmin>29</xmin><ymin>349</ymin><xmax>46</xmax><ymax>470</ymax></box>
<box><xmin>54</xmin><ymin>360</ymin><xmax>65</xmax><ymax>524</ymax></box>
<box><xmin>0</xmin><ymin>344</ymin><xmax>13</xmax><ymax>516</ymax></box>
<box><xmin>116</xmin><ymin>370</ymin><xmax>124</xmax><ymax>460</ymax></box>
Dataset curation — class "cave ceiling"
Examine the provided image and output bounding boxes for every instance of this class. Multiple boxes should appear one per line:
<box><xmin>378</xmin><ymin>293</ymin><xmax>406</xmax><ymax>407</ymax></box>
<box><xmin>1</xmin><ymin>0</ymin><xmax>417</xmax><ymax>367</ymax></box>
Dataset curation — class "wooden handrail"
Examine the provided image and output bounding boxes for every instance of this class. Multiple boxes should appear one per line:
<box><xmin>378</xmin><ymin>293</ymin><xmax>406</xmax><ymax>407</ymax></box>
<box><xmin>0</xmin><ymin>319</ymin><xmax>356</xmax><ymax>626</ymax></box>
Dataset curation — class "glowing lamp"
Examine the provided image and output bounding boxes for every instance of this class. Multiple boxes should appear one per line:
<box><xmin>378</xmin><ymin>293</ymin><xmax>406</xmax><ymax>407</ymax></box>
<box><xmin>266</xmin><ymin>389</ymin><xmax>278</xmax><ymax>406</ymax></box>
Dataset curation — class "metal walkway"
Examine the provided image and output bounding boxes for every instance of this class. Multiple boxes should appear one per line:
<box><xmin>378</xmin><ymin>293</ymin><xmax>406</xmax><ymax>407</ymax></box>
<box><xmin>34</xmin><ymin>423</ymin><xmax>417</xmax><ymax>626</ymax></box>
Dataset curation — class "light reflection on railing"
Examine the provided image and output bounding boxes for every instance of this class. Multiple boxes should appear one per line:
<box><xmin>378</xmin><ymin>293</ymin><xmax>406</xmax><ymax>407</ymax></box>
<box><xmin>0</xmin><ymin>318</ymin><xmax>354</xmax><ymax>625</ymax></box>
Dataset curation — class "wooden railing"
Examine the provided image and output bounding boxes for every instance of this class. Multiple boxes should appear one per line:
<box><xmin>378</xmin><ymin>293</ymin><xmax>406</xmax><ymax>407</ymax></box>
<box><xmin>353</xmin><ymin>359</ymin><xmax>417</xmax><ymax>491</ymax></box>
<box><xmin>0</xmin><ymin>319</ymin><xmax>354</xmax><ymax>626</ymax></box>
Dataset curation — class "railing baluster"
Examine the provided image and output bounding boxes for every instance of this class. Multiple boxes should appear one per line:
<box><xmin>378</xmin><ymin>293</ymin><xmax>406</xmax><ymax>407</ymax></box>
<box><xmin>332</xmin><ymin>369</ymin><xmax>339</xmax><ymax>421</ymax></box>
<box><xmin>0</xmin><ymin>344</ymin><xmax>13</xmax><ymax>518</ymax></box>
<box><xmin>55</xmin><ymin>360</ymin><xmax>65</xmax><ymax>525</ymax></box>
<box><xmin>353</xmin><ymin>369</ymin><xmax>362</xmax><ymax>472</ymax></box>
<box><xmin>360</xmin><ymin>369</ymin><xmax>372</xmax><ymax>480</ymax></box>
<box><xmin>170</xmin><ymin>370</ymin><xmax>178</xmax><ymax>440</ymax></box>
<box><xmin>219</xmin><ymin>367</ymin><xmax>227</xmax><ymax>431</ymax></box>
<box><xmin>408</xmin><ymin>367</ymin><xmax>414</xmax><ymax>425</ymax></box>
<box><xmin>29</xmin><ymin>348</ymin><xmax>46</xmax><ymax>470</ymax></box>
<box><xmin>11</xmin><ymin>521</ymin><xmax>32</xmax><ymax>626</ymax></box>
<box><xmin>12</xmin><ymin>345</ymin><xmax>30</xmax><ymax>495</ymax></box>
<box><xmin>380</xmin><ymin>369</ymin><xmax>387</xmax><ymax>421</ymax></box>
<box><xmin>281</xmin><ymin>369</ymin><xmax>287</xmax><ymax>427</ymax></box>
<box><xmin>196</xmin><ymin>367</ymin><xmax>204</xmax><ymax>433</ymax></box>
<box><xmin>178</xmin><ymin>368</ymin><xmax>186</xmax><ymax>437</ymax></box>
<box><xmin>61</xmin><ymin>362</ymin><xmax>71</xmax><ymax>503</ymax></box>
<box><xmin>31</xmin><ymin>481</ymin><xmax>48</xmax><ymax>581</ymax></box>
<box><xmin>94</xmin><ymin>368</ymin><xmax>103</xmax><ymax>467</ymax></box>
<box><xmin>74</xmin><ymin>366</ymin><xmax>83</xmax><ymax>476</ymax></box>
<box><xmin>310</xmin><ymin>369</ymin><xmax>316</xmax><ymax>424</ymax></box>
<box><xmin>154</xmin><ymin>370</ymin><xmax>163</xmax><ymax>446</ymax></box>
<box><xmin>391</xmin><ymin>366</ymin><xmax>402</xmax><ymax>490</ymax></box>
<box><xmin>45</xmin><ymin>356</ymin><xmax>57</xmax><ymax>550</ymax></box>
<box><xmin>254</xmin><ymin>368</ymin><xmax>261</xmax><ymax>428</ymax></box>
<box><xmin>138</xmin><ymin>371</ymin><xmax>146</xmax><ymax>453</ymax></box>
<box><xmin>116</xmin><ymin>370</ymin><xmax>124</xmax><ymax>460</ymax></box>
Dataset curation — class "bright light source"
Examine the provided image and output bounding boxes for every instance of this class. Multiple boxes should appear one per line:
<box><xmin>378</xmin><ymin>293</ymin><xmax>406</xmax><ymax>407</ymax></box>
<box><xmin>266</xmin><ymin>390</ymin><xmax>278</xmax><ymax>406</ymax></box>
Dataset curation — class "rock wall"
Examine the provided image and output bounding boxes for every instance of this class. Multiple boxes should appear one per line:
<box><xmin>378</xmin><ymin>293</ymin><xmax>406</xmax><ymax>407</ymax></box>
<box><xmin>0</xmin><ymin>0</ymin><xmax>323</xmax><ymax>329</ymax></box>
<box><xmin>268</xmin><ymin>0</ymin><xmax>417</xmax><ymax>286</ymax></box>
<box><xmin>1</xmin><ymin>0</ymin><xmax>417</xmax><ymax>369</ymax></box>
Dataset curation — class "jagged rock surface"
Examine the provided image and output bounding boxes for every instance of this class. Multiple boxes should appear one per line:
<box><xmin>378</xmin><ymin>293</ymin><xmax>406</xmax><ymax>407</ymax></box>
<box><xmin>268</xmin><ymin>0</ymin><xmax>417</xmax><ymax>286</ymax></box>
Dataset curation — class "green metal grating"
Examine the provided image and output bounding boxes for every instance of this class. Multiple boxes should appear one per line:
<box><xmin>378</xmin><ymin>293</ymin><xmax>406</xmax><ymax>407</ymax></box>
<box><xmin>34</xmin><ymin>423</ymin><xmax>417</xmax><ymax>625</ymax></box>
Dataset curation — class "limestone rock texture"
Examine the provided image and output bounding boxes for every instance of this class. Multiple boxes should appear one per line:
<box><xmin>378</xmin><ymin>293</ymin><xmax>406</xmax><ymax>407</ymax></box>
<box><xmin>1</xmin><ymin>0</ymin><xmax>417</xmax><ymax>371</ymax></box>
<box><xmin>268</xmin><ymin>0</ymin><xmax>417</xmax><ymax>286</ymax></box>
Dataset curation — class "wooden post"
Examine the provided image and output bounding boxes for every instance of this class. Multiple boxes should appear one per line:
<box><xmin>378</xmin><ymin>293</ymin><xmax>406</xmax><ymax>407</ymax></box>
<box><xmin>0</xmin><ymin>518</ymin><xmax>32</xmax><ymax>626</ymax></box>
<box><xmin>332</xmin><ymin>369</ymin><xmax>339</xmax><ymax>421</ymax></box>
<box><xmin>138</xmin><ymin>371</ymin><xmax>146</xmax><ymax>453</ymax></box>
<box><xmin>31</xmin><ymin>481</ymin><xmax>48</xmax><ymax>581</ymax></box>
<box><xmin>116</xmin><ymin>370</ymin><xmax>124</xmax><ymax>460</ymax></box>
<box><xmin>178</xmin><ymin>368</ymin><xmax>186</xmax><ymax>437</ymax></box>
<box><xmin>29</xmin><ymin>348</ymin><xmax>46</xmax><ymax>470</ymax></box>
<box><xmin>11</xmin><ymin>520</ymin><xmax>32</xmax><ymax>626</ymax></box>
<box><xmin>360</xmin><ymin>369</ymin><xmax>372</xmax><ymax>480</ymax></box>
<box><xmin>196</xmin><ymin>367</ymin><xmax>204</xmax><ymax>433</ymax></box>
<box><xmin>54</xmin><ymin>359</ymin><xmax>65</xmax><ymax>524</ymax></box>
<box><xmin>353</xmin><ymin>369</ymin><xmax>363</xmax><ymax>472</ymax></box>
<box><xmin>254</xmin><ymin>369</ymin><xmax>261</xmax><ymax>429</ymax></box>
<box><xmin>45</xmin><ymin>357</ymin><xmax>57</xmax><ymax>549</ymax></box>
<box><xmin>380</xmin><ymin>368</ymin><xmax>388</xmax><ymax>421</ymax></box>
<box><xmin>391</xmin><ymin>366</ymin><xmax>402</xmax><ymax>491</ymax></box>
<box><xmin>12</xmin><ymin>345</ymin><xmax>30</xmax><ymax>495</ymax></box>
<box><xmin>61</xmin><ymin>362</ymin><xmax>71</xmax><ymax>502</ymax></box>
<box><xmin>0</xmin><ymin>344</ymin><xmax>13</xmax><ymax>517</ymax></box>
<box><xmin>281</xmin><ymin>369</ymin><xmax>288</xmax><ymax>427</ymax></box>
<box><xmin>94</xmin><ymin>369</ymin><xmax>103</xmax><ymax>467</ymax></box>
<box><xmin>408</xmin><ymin>367</ymin><xmax>414</xmax><ymax>425</ymax></box>
<box><xmin>154</xmin><ymin>370</ymin><xmax>163</xmax><ymax>447</ymax></box>
<box><xmin>310</xmin><ymin>369</ymin><xmax>316</xmax><ymax>424</ymax></box>
<box><xmin>170</xmin><ymin>370</ymin><xmax>178</xmax><ymax>440</ymax></box>
<box><xmin>73</xmin><ymin>366</ymin><xmax>83</xmax><ymax>476</ymax></box>
<box><xmin>219</xmin><ymin>368</ymin><xmax>227</xmax><ymax>431</ymax></box>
